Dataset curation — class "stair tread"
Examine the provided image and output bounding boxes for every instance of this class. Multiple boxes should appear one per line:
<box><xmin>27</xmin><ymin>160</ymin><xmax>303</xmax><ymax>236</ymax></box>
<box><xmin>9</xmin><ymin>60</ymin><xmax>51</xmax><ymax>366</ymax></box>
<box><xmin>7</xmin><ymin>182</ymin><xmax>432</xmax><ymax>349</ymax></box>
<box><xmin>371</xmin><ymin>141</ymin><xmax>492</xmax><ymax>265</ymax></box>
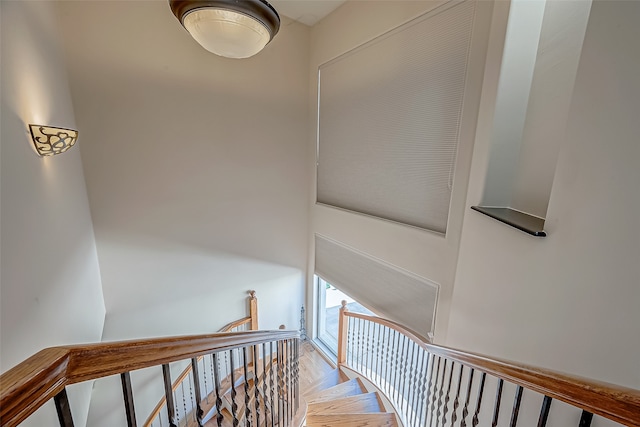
<box><xmin>305</xmin><ymin>378</ymin><xmax>366</xmax><ymax>404</ymax></box>
<box><xmin>304</xmin><ymin>368</ymin><xmax>350</xmax><ymax>396</ymax></box>
<box><xmin>307</xmin><ymin>392</ymin><xmax>383</xmax><ymax>415</ymax></box>
<box><xmin>305</xmin><ymin>413</ymin><xmax>397</xmax><ymax>427</ymax></box>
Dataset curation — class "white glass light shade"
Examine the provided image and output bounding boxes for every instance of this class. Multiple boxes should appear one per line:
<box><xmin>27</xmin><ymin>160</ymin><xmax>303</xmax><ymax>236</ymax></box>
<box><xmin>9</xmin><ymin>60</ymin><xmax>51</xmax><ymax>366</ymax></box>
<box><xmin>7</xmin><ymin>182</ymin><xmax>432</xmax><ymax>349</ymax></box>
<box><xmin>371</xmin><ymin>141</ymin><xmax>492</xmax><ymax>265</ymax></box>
<box><xmin>183</xmin><ymin>8</ymin><xmax>271</xmax><ymax>59</ymax></box>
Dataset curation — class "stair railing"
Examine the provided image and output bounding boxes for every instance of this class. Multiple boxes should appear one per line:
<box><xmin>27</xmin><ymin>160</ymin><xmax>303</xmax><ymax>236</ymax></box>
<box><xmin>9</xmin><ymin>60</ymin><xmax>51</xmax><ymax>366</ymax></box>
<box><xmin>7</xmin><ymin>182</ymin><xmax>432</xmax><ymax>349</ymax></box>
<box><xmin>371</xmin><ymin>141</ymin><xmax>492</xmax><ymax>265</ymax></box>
<box><xmin>337</xmin><ymin>301</ymin><xmax>640</xmax><ymax>427</ymax></box>
<box><xmin>144</xmin><ymin>290</ymin><xmax>260</xmax><ymax>427</ymax></box>
<box><xmin>0</xmin><ymin>309</ymin><xmax>299</xmax><ymax>427</ymax></box>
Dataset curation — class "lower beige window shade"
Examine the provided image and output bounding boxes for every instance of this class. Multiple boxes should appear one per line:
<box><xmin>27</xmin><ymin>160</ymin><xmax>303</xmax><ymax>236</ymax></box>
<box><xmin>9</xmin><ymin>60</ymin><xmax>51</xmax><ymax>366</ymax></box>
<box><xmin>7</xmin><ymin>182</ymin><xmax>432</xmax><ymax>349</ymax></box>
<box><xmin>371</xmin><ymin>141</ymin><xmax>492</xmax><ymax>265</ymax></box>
<box><xmin>315</xmin><ymin>235</ymin><xmax>439</xmax><ymax>336</ymax></box>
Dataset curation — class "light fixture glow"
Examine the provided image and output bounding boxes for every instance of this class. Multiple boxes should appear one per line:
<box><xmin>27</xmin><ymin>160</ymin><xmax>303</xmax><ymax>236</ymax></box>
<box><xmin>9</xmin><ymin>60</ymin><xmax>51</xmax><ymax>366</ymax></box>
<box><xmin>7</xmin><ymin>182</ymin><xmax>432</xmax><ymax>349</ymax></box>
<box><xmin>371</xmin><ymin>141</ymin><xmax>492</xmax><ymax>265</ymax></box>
<box><xmin>29</xmin><ymin>124</ymin><xmax>78</xmax><ymax>157</ymax></box>
<box><xmin>183</xmin><ymin>9</ymin><xmax>270</xmax><ymax>58</ymax></box>
<box><xmin>170</xmin><ymin>0</ymin><xmax>280</xmax><ymax>59</ymax></box>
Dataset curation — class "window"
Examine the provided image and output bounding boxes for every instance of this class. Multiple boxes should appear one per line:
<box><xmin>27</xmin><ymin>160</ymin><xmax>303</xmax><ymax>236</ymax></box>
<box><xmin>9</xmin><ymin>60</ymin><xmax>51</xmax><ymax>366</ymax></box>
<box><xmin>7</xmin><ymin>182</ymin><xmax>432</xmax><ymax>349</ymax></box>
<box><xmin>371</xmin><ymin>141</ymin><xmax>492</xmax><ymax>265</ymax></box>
<box><xmin>316</xmin><ymin>275</ymin><xmax>375</xmax><ymax>355</ymax></box>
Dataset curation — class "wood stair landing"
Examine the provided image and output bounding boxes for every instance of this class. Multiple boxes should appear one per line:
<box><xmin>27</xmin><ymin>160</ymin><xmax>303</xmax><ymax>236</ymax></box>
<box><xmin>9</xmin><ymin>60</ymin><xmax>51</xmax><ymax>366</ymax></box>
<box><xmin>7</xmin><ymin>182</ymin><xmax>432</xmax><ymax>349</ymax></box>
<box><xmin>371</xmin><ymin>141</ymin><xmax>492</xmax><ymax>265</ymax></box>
<box><xmin>305</xmin><ymin>378</ymin><xmax>366</xmax><ymax>404</ymax></box>
<box><xmin>307</xmin><ymin>393</ymin><xmax>383</xmax><ymax>415</ymax></box>
<box><xmin>302</xmin><ymin>369</ymin><xmax>397</xmax><ymax>427</ymax></box>
<box><xmin>305</xmin><ymin>413</ymin><xmax>397</xmax><ymax>427</ymax></box>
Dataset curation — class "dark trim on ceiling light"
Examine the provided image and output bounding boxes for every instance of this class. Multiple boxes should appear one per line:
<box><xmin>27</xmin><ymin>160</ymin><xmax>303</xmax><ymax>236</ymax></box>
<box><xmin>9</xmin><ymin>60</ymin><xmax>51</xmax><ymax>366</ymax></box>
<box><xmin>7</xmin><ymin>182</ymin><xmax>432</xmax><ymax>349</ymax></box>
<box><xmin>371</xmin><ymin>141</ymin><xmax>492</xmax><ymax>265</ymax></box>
<box><xmin>169</xmin><ymin>0</ymin><xmax>280</xmax><ymax>39</ymax></box>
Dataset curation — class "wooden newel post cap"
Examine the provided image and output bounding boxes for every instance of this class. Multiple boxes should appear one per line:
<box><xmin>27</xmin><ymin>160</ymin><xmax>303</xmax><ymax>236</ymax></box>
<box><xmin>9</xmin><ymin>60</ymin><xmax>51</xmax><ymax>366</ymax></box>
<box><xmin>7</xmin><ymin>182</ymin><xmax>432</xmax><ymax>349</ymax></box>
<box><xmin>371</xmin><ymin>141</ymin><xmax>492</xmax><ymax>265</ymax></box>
<box><xmin>341</xmin><ymin>300</ymin><xmax>348</xmax><ymax>311</ymax></box>
<box><xmin>249</xmin><ymin>290</ymin><xmax>256</xmax><ymax>299</ymax></box>
<box><xmin>279</xmin><ymin>324</ymin><xmax>286</xmax><ymax>329</ymax></box>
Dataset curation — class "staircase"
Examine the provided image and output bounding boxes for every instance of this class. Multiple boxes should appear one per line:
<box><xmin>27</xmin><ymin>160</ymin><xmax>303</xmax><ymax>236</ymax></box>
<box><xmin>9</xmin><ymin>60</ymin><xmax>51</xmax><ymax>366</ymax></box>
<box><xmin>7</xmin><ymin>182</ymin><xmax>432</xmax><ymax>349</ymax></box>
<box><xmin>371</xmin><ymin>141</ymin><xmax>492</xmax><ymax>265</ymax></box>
<box><xmin>303</xmin><ymin>368</ymin><xmax>397</xmax><ymax>427</ymax></box>
<box><xmin>1</xmin><ymin>294</ymin><xmax>639</xmax><ymax>427</ymax></box>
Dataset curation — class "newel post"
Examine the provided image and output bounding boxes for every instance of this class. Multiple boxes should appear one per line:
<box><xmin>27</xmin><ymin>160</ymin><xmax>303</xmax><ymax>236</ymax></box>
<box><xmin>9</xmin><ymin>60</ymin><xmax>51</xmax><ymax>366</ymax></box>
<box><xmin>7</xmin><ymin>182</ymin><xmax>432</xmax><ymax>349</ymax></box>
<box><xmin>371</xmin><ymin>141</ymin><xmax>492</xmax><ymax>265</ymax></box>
<box><xmin>249</xmin><ymin>290</ymin><xmax>259</xmax><ymax>331</ymax></box>
<box><xmin>337</xmin><ymin>300</ymin><xmax>348</xmax><ymax>365</ymax></box>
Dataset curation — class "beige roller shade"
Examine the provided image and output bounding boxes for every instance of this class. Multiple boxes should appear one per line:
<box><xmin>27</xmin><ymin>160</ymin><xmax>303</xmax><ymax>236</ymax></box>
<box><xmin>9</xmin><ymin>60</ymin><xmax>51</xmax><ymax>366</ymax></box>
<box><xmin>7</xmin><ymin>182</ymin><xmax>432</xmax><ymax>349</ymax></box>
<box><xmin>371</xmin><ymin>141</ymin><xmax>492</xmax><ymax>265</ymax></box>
<box><xmin>317</xmin><ymin>0</ymin><xmax>476</xmax><ymax>233</ymax></box>
<box><xmin>315</xmin><ymin>235</ymin><xmax>439</xmax><ymax>335</ymax></box>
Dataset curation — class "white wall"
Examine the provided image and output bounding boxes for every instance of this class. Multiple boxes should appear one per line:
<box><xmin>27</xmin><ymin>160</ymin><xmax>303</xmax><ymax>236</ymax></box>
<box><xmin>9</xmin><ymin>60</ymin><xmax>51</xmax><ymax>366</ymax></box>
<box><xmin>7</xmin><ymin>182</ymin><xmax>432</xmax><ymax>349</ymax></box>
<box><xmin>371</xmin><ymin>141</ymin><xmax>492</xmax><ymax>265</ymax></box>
<box><xmin>53</xmin><ymin>1</ymin><xmax>309</xmax><ymax>425</ymax></box>
<box><xmin>482</xmin><ymin>0</ymin><xmax>546</xmax><ymax>208</ymax></box>
<box><xmin>483</xmin><ymin>0</ymin><xmax>592</xmax><ymax>218</ymax></box>
<box><xmin>54</xmin><ymin>0</ymin><xmax>309</xmax><ymax>338</ymax></box>
<box><xmin>510</xmin><ymin>0</ymin><xmax>592</xmax><ymax>217</ymax></box>
<box><xmin>447</xmin><ymin>0</ymin><xmax>640</xmax><ymax>389</ymax></box>
<box><xmin>0</xmin><ymin>1</ymin><xmax>106</xmax><ymax>426</ymax></box>
<box><xmin>307</xmin><ymin>0</ymin><xmax>495</xmax><ymax>340</ymax></box>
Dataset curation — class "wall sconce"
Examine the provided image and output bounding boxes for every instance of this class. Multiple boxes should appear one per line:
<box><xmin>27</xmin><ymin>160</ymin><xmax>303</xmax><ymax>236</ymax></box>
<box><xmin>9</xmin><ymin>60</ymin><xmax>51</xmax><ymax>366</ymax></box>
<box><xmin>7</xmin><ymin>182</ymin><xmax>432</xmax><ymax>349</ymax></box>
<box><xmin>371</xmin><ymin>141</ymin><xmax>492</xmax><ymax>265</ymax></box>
<box><xmin>29</xmin><ymin>124</ymin><xmax>78</xmax><ymax>157</ymax></box>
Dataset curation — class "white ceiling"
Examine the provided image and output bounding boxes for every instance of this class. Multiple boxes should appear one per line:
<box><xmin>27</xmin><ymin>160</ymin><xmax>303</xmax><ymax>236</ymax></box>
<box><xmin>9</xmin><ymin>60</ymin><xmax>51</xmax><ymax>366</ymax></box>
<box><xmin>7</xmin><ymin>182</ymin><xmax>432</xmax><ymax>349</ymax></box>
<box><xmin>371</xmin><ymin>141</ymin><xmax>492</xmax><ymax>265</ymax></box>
<box><xmin>269</xmin><ymin>0</ymin><xmax>346</xmax><ymax>26</ymax></box>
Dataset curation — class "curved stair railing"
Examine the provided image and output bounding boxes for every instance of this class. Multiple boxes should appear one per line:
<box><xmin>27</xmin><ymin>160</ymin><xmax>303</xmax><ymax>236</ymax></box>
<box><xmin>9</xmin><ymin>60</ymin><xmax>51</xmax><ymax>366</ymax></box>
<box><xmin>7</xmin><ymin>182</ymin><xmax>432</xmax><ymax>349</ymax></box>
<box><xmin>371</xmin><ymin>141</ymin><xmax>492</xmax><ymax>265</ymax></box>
<box><xmin>337</xmin><ymin>301</ymin><xmax>640</xmax><ymax>427</ymax></box>
<box><xmin>144</xmin><ymin>291</ymin><xmax>260</xmax><ymax>427</ymax></box>
<box><xmin>0</xmin><ymin>294</ymin><xmax>299</xmax><ymax>427</ymax></box>
<box><xmin>3</xmin><ymin>297</ymin><xmax>639</xmax><ymax>427</ymax></box>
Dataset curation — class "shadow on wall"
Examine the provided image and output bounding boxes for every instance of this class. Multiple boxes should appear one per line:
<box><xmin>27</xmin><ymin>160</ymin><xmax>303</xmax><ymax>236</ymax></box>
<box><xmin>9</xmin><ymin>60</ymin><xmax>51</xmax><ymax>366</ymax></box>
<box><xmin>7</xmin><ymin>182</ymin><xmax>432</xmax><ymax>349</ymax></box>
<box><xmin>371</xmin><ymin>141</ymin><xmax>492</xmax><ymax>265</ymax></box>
<box><xmin>74</xmin><ymin>67</ymin><xmax>309</xmax><ymax>272</ymax></box>
<box><xmin>94</xmin><ymin>231</ymin><xmax>305</xmax><ymax>315</ymax></box>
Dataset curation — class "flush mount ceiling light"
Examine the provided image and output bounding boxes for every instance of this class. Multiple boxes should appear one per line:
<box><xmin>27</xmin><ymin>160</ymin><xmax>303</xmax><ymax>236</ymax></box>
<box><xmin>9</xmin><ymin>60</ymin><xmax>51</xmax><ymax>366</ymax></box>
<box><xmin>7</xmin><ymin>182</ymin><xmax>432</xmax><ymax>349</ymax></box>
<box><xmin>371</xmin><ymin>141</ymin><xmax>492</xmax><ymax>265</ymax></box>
<box><xmin>169</xmin><ymin>0</ymin><xmax>280</xmax><ymax>59</ymax></box>
<box><xmin>29</xmin><ymin>125</ymin><xmax>78</xmax><ymax>157</ymax></box>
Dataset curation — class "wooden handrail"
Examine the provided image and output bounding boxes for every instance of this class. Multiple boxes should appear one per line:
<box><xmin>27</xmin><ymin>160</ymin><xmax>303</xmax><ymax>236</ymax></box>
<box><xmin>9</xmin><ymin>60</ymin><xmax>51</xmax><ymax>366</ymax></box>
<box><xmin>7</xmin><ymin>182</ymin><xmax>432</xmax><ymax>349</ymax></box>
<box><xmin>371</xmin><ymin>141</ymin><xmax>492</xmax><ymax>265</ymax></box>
<box><xmin>340</xmin><ymin>310</ymin><xmax>640</xmax><ymax>427</ymax></box>
<box><xmin>344</xmin><ymin>310</ymin><xmax>431</xmax><ymax>345</ymax></box>
<box><xmin>422</xmin><ymin>344</ymin><xmax>640</xmax><ymax>427</ymax></box>
<box><xmin>0</xmin><ymin>330</ymin><xmax>299</xmax><ymax>427</ymax></box>
<box><xmin>0</xmin><ymin>348</ymin><xmax>70</xmax><ymax>427</ymax></box>
<box><xmin>220</xmin><ymin>316</ymin><xmax>252</xmax><ymax>333</ymax></box>
<box><xmin>144</xmin><ymin>290</ymin><xmax>259</xmax><ymax>426</ymax></box>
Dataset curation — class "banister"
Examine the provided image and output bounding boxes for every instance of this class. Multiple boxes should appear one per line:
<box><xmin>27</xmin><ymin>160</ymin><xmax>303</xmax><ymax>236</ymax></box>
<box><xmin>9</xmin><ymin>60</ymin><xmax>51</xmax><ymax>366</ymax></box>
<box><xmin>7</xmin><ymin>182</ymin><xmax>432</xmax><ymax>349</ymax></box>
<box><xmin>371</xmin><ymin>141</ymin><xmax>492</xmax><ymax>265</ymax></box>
<box><xmin>0</xmin><ymin>329</ymin><xmax>299</xmax><ymax>427</ymax></box>
<box><xmin>420</xmin><ymin>344</ymin><xmax>640</xmax><ymax>427</ymax></box>
<box><xmin>337</xmin><ymin>301</ymin><xmax>349</xmax><ymax>364</ymax></box>
<box><xmin>144</xmin><ymin>291</ymin><xmax>259</xmax><ymax>427</ymax></box>
<box><xmin>0</xmin><ymin>348</ymin><xmax>70</xmax><ymax>427</ymax></box>
<box><xmin>339</xmin><ymin>310</ymin><xmax>640</xmax><ymax>427</ymax></box>
<box><xmin>143</xmin><ymin>352</ymin><xmax>203</xmax><ymax>426</ymax></box>
<box><xmin>249</xmin><ymin>289</ymin><xmax>259</xmax><ymax>331</ymax></box>
<box><xmin>220</xmin><ymin>316</ymin><xmax>252</xmax><ymax>333</ymax></box>
<box><xmin>143</xmin><ymin>316</ymin><xmax>254</xmax><ymax>426</ymax></box>
<box><xmin>344</xmin><ymin>310</ymin><xmax>431</xmax><ymax>345</ymax></box>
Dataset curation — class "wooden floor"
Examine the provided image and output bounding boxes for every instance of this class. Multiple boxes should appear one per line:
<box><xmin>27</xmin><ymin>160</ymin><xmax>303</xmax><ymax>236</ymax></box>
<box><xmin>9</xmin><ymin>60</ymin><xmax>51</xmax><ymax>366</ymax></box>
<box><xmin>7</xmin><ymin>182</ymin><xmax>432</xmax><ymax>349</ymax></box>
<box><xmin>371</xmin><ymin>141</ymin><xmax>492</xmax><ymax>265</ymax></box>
<box><xmin>299</xmin><ymin>341</ymin><xmax>336</xmax><ymax>393</ymax></box>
